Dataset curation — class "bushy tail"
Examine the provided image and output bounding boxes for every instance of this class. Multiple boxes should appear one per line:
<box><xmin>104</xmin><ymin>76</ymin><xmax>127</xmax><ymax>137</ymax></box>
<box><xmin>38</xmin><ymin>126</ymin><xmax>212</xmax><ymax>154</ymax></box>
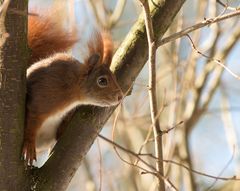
<box><xmin>28</xmin><ymin>13</ymin><xmax>78</xmax><ymax>66</ymax></box>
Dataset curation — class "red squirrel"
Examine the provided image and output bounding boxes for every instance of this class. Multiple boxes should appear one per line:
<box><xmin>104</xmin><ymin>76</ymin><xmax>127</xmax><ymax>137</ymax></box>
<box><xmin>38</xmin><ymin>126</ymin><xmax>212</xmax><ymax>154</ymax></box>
<box><xmin>22</xmin><ymin>13</ymin><xmax>123</xmax><ymax>165</ymax></box>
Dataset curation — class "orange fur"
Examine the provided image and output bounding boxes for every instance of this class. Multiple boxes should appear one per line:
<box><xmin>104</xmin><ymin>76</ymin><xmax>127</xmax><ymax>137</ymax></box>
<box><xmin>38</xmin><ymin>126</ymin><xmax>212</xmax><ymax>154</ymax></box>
<box><xmin>24</xmin><ymin>12</ymin><xmax>118</xmax><ymax>166</ymax></box>
<box><xmin>28</xmin><ymin>14</ymin><xmax>78</xmax><ymax>65</ymax></box>
<box><xmin>85</xmin><ymin>32</ymin><xmax>104</xmax><ymax>65</ymax></box>
<box><xmin>102</xmin><ymin>32</ymin><xmax>114</xmax><ymax>67</ymax></box>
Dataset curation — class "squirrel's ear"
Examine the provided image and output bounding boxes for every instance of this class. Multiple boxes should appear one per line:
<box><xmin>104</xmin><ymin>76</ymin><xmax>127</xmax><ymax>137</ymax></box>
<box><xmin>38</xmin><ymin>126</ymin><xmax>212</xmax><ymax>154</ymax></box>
<box><xmin>88</xmin><ymin>53</ymin><xmax>100</xmax><ymax>65</ymax></box>
<box><xmin>86</xmin><ymin>53</ymin><xmax>100</xmax><ymax>73</ymax></box>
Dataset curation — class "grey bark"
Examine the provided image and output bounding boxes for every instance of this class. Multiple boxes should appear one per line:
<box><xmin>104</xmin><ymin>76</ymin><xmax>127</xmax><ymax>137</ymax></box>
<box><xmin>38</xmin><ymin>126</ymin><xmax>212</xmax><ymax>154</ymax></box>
<box><xmin>0</xmin><ymin>1</ymin><xmax>29</xmax><ymax>191</ymax></box>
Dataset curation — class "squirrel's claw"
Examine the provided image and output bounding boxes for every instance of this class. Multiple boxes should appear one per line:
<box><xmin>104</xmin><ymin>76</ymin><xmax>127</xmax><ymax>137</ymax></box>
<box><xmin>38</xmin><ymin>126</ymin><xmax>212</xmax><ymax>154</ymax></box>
<box><xmin>22</xmin><ymin>140</ymin><xmax>36</xmax><ymax>166</ymax></box>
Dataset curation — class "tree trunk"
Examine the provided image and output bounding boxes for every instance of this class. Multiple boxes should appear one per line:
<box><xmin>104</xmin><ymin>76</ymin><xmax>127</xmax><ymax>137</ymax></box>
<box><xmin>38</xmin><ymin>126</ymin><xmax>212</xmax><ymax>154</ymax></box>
<box><xmin>0</xmin><ymin>1</ymin><xmax>29</xmax><ymax>190</ymax></box>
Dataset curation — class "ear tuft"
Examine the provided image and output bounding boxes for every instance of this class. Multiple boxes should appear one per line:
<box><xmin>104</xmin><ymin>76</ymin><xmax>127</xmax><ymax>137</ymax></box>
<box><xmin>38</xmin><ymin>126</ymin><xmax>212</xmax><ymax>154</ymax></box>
<box><xmin>102</xmin><ymin>32</ymin><xmax>113</xmax><ymax>68</ymax></box>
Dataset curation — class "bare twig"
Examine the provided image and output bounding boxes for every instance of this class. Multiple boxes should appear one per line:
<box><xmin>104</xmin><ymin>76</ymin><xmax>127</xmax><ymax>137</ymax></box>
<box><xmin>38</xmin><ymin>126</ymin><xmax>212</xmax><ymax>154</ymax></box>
<box><xmin>0</xmin><ymin>0</ymin><xmax>10</xmax><ymax>16</ymax></box>
<box><xmin>161</xmin><ymin>159</ymin><xmax>239</xmax><ymax>181</ymax></box>
<box><xmin>218</xmin><ymin>90</ymin><xmax>240</xmax><ymax>190</ymax></box>
<box><xmin>158</xmin><ymin>9</ymin><xmax>240</xmax><ymax>47</ymax></box>
<box><xmin>139</xmin><ymin>0</ymin><xmax>165</xmax><ymax>190</ymax></box>
<box><xmin>109</xmin><ymin>0</ymin><xmax>127</xmax><ymax>28</ymax></box>
<box><xmin>183</xmin><ymin>28</ymin><xmax>240</xmax><ymax>134</ymax></box>
<box><xmin>206</xmin><ymin>147</ymin><xmax>235</xmax><ymax>191</ymax></box>
<box><xmin>137</xmin><ymin>153</ymin><xmax>240</xmax><ymax>182</ymax></box>
<box><xmin>89</xmin><ymin>0</ymin><xmax>126</xmax><ymax>29</ymax></box>
<box><xmin>198</xmin><ymin>28</ymin><xmax>240</xmax><ymax>115</ymax></box>
<box><xmin>136</xmin><ymin>90</ymin><xmax>167</xmax><ymax>159</ymax></box>
<box><xmin>89</xmin><ymin>0</ymin><xmax>106</xmax><ymax>28</ymax></box>
<box><xmin>98</xmin><ymin>134</ymin><xmax>178</xmax><ymax>191</ymax></box>
<box><xmin>185</xmin><ymin>34</ymin><xmax>240</xmax><ymax>80</ymax></box>
<box><xmin>136</xmin><ymin>120</ymin><xmax>183</xmax><ymax>161</ymax></box>
<box><xmin>0</xmin><ymin>0</ymin><xmax>11</xmax><ymax>48</ymax></box>
<box><xmin>99</xmin><ymin>134</ymin><xmax>240</xmax><ymax>182</ymax></box>
<box><xmin>217</xmin><ymin>0</ymin><xmax>239</xmax><ymax>11</ymax></box>
<box><xmin>96</xmin><ymin>138</ymin><xmax>103</xmax><ymax>191</ymax></box>
<box><xmin>161</xmin><ymin>121</ymin><xmax>183</xmax><ymax>134</ymax></box>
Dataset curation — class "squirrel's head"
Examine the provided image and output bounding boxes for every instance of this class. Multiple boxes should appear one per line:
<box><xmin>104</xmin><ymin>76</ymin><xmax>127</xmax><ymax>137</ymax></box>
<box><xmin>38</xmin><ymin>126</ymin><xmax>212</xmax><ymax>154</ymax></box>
<box><xmin>82</xmin><ymin>53</ymin><xmax>123</xmax><ymax>107</ymax></box>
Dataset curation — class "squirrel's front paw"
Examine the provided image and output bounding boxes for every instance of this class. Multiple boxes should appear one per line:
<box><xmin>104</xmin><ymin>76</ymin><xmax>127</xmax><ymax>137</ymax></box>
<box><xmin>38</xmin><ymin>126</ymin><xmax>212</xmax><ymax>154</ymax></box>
<box><xmin>22</xmin><ymin>140</ymin><xmax>36</xmax><ymax>166</ymax></box>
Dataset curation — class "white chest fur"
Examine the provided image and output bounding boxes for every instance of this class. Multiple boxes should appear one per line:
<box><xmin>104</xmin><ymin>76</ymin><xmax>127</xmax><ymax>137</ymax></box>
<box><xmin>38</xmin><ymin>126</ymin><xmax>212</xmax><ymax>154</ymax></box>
<box><xmin>35</xmin><ymin>101</ymin><xmax>81</xmax><ymax>153</ymax></box>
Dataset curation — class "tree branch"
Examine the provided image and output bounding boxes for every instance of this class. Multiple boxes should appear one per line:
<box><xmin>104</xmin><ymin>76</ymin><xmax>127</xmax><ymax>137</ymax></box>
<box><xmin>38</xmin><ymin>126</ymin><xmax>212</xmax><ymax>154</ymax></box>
<box><xmin>158</xmin><ymin>9</ymin><xmax>240</xmax><ymax>47</ymax></box>
<box><xmin>138</xmin><ymin>0</ymin><xmax>165</xmax><ymax>190</ymax></box>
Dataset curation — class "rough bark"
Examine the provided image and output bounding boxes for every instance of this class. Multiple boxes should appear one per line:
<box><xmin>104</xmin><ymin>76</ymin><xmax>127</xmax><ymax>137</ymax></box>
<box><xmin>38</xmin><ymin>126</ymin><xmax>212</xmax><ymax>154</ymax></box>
<box><xmin>34</xmin><ymin>0</ymin><xmax>186</xmax><ymax>190</ymax></box>
<box><xmin>0</xmin><ymin>1</ymin><xmax>29</xmax><ymax>191</ymax></box>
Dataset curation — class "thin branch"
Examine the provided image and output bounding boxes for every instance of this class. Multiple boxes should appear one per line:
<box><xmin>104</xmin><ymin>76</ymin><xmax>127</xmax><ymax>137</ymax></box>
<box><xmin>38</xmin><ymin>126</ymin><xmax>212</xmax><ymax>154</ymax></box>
<box><xmin>98</xmin><ymin>134</ymin><xmax>240</xmax><ymax>182</ymax></box>
<box><xmin>0</xmin><ymin>0</ymin><xmax>10</xmax><ymax>16</ymax></box>
<box><xmin>136</xmin><ymin>119</ymin><xmax>182</xmax><ymax>162</ymax></box>
<box><xmin>206</xmin><ymin>147</ymin><xmax>235</xmax><ymax>191</ymax></box>
<box><xmin>98</xmin><ymin>134</ymin><xmax>178</xmax><ymax>191</ymax></box>
<box><xmin>217</xmin><ymin>0</ymin><xmax>240</xmax><ymax>11</ymax></box>
<box><xmin>183</xmin><ymin>27</ymin><xmax>240</xmax><ymax>133</ymax></box>
<box><xmin>185</xmin><ymin>34</ymin><xmax>240</xmax><ymax>80</ymax></box>
<box><xmin>158</xmin><ymin>9</ymin><xmax>240</xmax><ymax>47</ymax></box>
<box><xmin>96</xmin><ymin>138</ymin><xmax>103</xmax><ymax>191</ymax></box>
<box><xmin>109</xmin><ymin>0</ymin><xmax>126</xmax><ymax>28</ymax></box>
<box><xmin>88</xmin><ymin>0</ymin><xmax>126</xmax><ymax>29</ymax></box>
<box><xmin>139</xmin><ymin>0</ymin><xmax>165</xmax><ymax>190</ymax></box>
<box><xmin>136</xmin><ymin>90</ymin><xmax>167</xmax><ymax>158</ymax></box>
<box><xmin>198</xmin><ymin>28</ymin><xmax>240</xmax><ymax>114</ymax></box>
<box><xmin>161</xmin><ymin>159</ymin><xmax>239</xmax><ymax>181</ymax></box>
<box><xmin>161</xmin><ymin>121</ymin><xmax>183</xmax><ymax>134</ymax></box>
<box><xmin>89</xmin><ymin>0</ymin><xmax>106</xmax><ymax>28</ymax></box>
<box><xmin>0</xmin><ymin>0</ymin><xmax>11</xmax><ymax>47</ymax></box>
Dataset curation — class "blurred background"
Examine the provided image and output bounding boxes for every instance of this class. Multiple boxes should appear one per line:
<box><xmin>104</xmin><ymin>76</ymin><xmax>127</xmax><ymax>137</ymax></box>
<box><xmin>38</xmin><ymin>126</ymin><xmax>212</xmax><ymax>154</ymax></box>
<box><xmin>29</xmin><ymin>0</ymin><xmax>240</xmax><ymax>190</ymax></box>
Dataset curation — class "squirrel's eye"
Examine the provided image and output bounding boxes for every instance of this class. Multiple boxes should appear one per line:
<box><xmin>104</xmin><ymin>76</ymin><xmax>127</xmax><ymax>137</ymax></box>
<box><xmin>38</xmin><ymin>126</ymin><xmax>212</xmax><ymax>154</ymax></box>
<box><xmin>97</xmin><ymin>76</ymin><xmax>108</xmax><ymax>88</ymax></box>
